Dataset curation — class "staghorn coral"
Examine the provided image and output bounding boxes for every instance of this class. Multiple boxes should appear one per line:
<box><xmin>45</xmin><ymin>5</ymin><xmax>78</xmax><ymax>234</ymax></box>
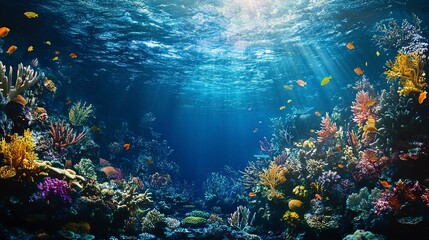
<box><xmin>227</xmin><ymin>205</ymin><xmax>255</xmax><ymax>230</ymax></box>
<box><xmin>259</xmin><ymin>161</ymin><xmax>287</xmax><ymax>200</ymax></box>
<box><xmin>68</xmin><ymin>101</ymin><xmax>93</xmax><ymax>126</ymax></box>
<box><xmin>49</xmin><ymin>120</ymin><xmax>86</xmax><ymax>151</ymax></box>
<box><xmin>384</xmin><ymin>51</ymin><xmax>426</xmax><ymax>96</ymax></box>
<box><xmin>0</xmin><ymin>61</ymin><xmax>41</xmax><ymax>104</ymax></box>
<box><xmin>316</xmin><ymin>113</ymin><xmax>337</xmax><ymax>142</ymax></box>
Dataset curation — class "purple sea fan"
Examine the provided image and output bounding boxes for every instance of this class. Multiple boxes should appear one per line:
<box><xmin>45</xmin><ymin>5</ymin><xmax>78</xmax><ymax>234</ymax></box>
<box><xmin>32</xmin><ymin>177</ymin><xmax>72</xmax><ymax>204</ymax></box>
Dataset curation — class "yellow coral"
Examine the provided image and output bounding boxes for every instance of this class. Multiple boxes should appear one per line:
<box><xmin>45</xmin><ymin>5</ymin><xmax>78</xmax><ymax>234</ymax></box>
<box><xmin>0</xmin><ymin>129</ymin><xmax>46</xmax><ymax>180</ymax></box>
<box><xmin>281</xmin><ymin>210</ymin><xmax>300</xmax><ymax>227</ymax></box>
<box><xmin>384</xmin><ymin>51</ymin><xmax>426</xmax><ymax>96</ymax></box>
<box><xmin>292</xmin><ymin>185</ymin><xmax>308</xmax><ymax>198</ymax></box>
<box><xmin>259</xmin><ymin>162</ymin><xmax>287</xmax><ymax>200</ymax></box>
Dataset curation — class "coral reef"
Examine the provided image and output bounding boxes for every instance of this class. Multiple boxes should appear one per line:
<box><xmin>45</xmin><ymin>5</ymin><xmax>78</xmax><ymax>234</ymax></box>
<box><xmin>68</xmin><ymin>101</ymin><xmax>93</xmax><ymax>126</ymax></box>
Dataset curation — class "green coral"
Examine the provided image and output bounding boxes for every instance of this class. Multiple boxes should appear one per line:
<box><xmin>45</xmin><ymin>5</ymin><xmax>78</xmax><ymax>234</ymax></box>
<box><xmin>281</xmin><ymin>210</ymin><xmax>300</xmax><ymax>227</ymax></box>
<box><xmin>343</xmin><ymin>229</ymin><xmax>386</xmax><ymax>240</ymax></box>
<box><xmin>181</xmin><ymin>216</ymin><xmax>207</xmax><ymax>227</ymax></box>
<box><xmin>74</xmin><ymin>158</ymin><xmax>97</xmax><ymax>180</ymax></box>
<box><xmin>185</xmin><ymin>210</ymin><xmax>210</xmax><ymax>218</ymax></box>
<box><xmin>69</xmin><ymin>101</ymin><xmax>93</xmax><ymax>126</ymax></box>
<box><xmin>141</xmin><ymin>209</ymin><xmax>166</xmax><ymax>233</ymax></box>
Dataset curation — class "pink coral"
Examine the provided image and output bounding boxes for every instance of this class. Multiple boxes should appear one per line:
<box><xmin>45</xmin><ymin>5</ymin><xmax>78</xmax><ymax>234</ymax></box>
<box><xmin>316</xmin><ymin>113</ymin><xmax>337</xmax><ymax>142</ymax></box>
<box><xmin>351</xmin><ymin>90</ymin><xmax>377</xmax><ymax>126</ymax></box>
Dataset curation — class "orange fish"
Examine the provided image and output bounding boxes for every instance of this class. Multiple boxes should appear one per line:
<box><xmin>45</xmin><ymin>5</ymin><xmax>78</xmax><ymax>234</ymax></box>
<box><xmin>296</xmin><ymin>79</ymin><xmax>306</xmax><ymax>87</ymax></box>
<box><xmin>55</xmin><ymin>51</ymin><xmax>60</xmax><ymax>55</ymax></box>
<box><xmin>346</xmin><ymin>42</ymin><xmax>355</xmax><ymax>50</ymax></box>
<box><xmin>354</xmin><ymin>67</ymin><xmax>363</xmax><ymax>75</ymax></box>
<box><xmin>314</xmin><ymin>111</ymin><xmax>321</xmax><ymax>117</ymax></box>
<box><xmin>337</xmin><ymin>164</ymin><xmax>344</xmax><ymax>169</ymax></box>
<box><xmin>6</xmin><ymin>45</ymin><xmax>17</xmax><ymax>55</ymax></box>
<box><xmin>418</xmin><ymin>91</ymin><xmax>427</xmax><ymax>104</ymax></box>
<box><xmin>69</xmin><ymin>52</ymin><xmax>77</xmax><ymax>58</ymax></box>
<box><xmin>310</xmin><ymin>129</ymin><xmax>315</xmax><ymax>133</ymax></box>
<box><xmin>379</xmin><ymin>179</ymin><xmax>390</xmax><ymax>189</ymax></box>
<box><xmin>0</xmin><ymin>27</ymin><xmax>10</xmax><ymax>37</ymax></box>
<box><xmin>123</xmin><ymin>143</ymin><xmax>130</xmax><ymax>151</ymax></box>
<box><xmin>65</xmin><ymin>100</ymin><xmax>72</xmax><ymax>105</ymax></box>
<box><xmin>248</xmin><ymin>192</ymin><xmax>256</xmax><ymax>197</ymax></box>
<box><xmin>315</xmin><ymin>193</ymin><xmax>322</xmax><ymax>200</ymax></box>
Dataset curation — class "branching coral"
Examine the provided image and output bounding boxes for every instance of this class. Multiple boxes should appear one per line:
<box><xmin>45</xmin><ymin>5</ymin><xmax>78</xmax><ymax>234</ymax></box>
<box><xmin>49</xmin><ymin>120</ymin><xmax>86</xmax><ymax>151</ymax></box>
<box><xmin>259</xmin><ymin>161</ymin><xmax>287</xmax><ymax>200</ymax></box>
<box><xmin>351</xmin><ymin>90</ymin><xmax>377</xmax><ymax>127</ymax></box>
<box><xmin>384</xmin><ymin>51</ymin><xmax>426</xmax><ymax>96</ymax></box>
<box><xmin>68</xmin><ymin>101</ymin><xmax>93</xmax><ymax>126</ymax></box>
<box><xmin>0</xmin><ymin>61</ymin><xmax>41</xmax><ymax>103</ymax></box>
<box><xmin>227</xmin><ymin>205</ymin><xmax>255</xmax><ymax>230</ymax></box>
<box><xmin>0</xmin><ymin>129</ymin><xmax>46</xmax><ymax>180</ymax></box>
<box><xmin>316</xmin><ymin>113</ymin><xmax>337</xmax><ymax>142</ymax></box>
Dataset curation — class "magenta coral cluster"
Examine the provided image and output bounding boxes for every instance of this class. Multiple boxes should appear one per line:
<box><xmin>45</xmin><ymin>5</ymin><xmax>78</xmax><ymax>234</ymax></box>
<box><xmin>351</xmin><ymin>90</ymin><xmax>376</xmax><ymax>126</ymax></box>
<box><xmin>33</xmin><ymin>177</ymin><xmax>72</xmax><ymax>204</ymax></box>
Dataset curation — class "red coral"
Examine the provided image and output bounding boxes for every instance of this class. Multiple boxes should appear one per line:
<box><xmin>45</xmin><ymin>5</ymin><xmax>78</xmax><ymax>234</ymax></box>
<box><xmin>316</xmin><ymin>113</ymin><xmax>337</xmax><ymax>142</ymax></box>
<box><xmin>351</xmin><ymin>90</ymin><xmax>377</xmax><ymax>126</ymax></box>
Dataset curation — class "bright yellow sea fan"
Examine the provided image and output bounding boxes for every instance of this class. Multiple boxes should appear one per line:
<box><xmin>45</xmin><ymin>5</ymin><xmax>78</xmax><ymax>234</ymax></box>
<box><xmin>384</xmin><ymin>51</ymin><xmax>426</xmax><ymax>96</ymax></box>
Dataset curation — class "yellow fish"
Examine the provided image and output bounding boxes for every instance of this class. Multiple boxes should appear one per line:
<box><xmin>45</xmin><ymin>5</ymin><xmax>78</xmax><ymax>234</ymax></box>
<box><xmin>287</xmin><ymin>99</ymin><xmax>292</xmax><ymax>103</ymax></box>
<box><xmin>279</xmin><ymin>105</ymin><xmax>286</xmax><ymax>110</ymax></box>
<box><xmin>28</xmin><ymin>46</ymin><xmax>33</xmax><ymax>52</ymax></box>
<box><xmin>52</xmin><ymin>56</ymin><xmax>58</xmax><ymax>61</ymax></box>
<box><xmin>320</xmin><ymin>75</ymin><xmax>332</xmax><ymax>86</ymax></box>
<box><xmin>376</xmin><ymin>51</ymin><xmax>380</xmax><ymax>57</ymax></box>
<box><xmin>45</xmin><ymin>41</ymin><xmax>51</xmax><ymax>46</ymax></box>
<box><xmin>24</xmin><ymin>12</ymin><xmax>38</xmax><ymax>19</ymax></box>
<box><xmin>283</xmin><ymin>85</ymin><xmax>292</xmax><ymax>90</ymax></box>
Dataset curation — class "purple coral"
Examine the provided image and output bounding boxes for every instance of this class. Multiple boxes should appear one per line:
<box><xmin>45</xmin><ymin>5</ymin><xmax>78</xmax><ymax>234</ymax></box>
<box><xmin>32</xmin><ymin>177</ymin><xmax>72</xmax><ymax>204</ymax></box>
<box><xmin>318</xmin><ymin>170</ymin><xmax>340</xmax><ymax>190</ymax></box>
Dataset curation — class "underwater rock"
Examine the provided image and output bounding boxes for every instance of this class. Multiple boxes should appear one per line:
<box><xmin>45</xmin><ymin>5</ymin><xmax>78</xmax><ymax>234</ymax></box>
<box><xmin>288</xmin><ymin>199</ymin><xmax>304</xmax><ymax>212</ymax></box>
<box><xmin>5</xmin><ymin>100</ymin><xmax>31</xmax><ymax>135</ymax></box>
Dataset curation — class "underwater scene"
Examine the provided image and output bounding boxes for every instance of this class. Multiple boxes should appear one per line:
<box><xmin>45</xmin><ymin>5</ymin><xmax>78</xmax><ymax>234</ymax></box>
<box><xmin>1</xmin><ymin>0</ymin><xmax>429</xmax><ymax>239</ymax></box>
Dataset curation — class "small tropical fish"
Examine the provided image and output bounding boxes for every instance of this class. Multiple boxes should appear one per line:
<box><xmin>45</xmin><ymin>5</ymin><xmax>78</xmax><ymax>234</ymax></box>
<box><xmin>283</xmin><ymin>85</ymin><xmax>292</xmax><ymax>90</ymax></box>
<box><xmin>69</xmin><ymin>52</ymin><xmax>77</xmax><ymax>58</ymax></box>
<box><xmin>6</xmin><ymin>45</ymin><xmax>17</xmax><ymax>55</ymax></box>
<box><xmin>314</xmin><ymin>111</ymin><xmax>321</xmax><ymax>117</ymax></box>
<box><xmin>145</xmin><ymin>159</ymin><xmax>154</xmax><ymax>165</ymax></box>
<box><xmin>296</xmin><ymin>79</ymin><xmax>306</xmax><ymax>87</ymax></box>
<box><xmin>52</xmin><ymin>56</ymin><xmax>58</xmax><ymax>61</ymax></box>
<box><xmin>123</xmin><ymin>143</ymin><xmax>130</xmax><ymax>151</ymax></box>
<box><xmin>253</xmin><ymin>128</ymin><xmax>258</xmax><ymax>133</ymax></box>
<box><xmin>258</xmin><ymin>120</ymin><xmax>263</xmax><ymax>124</ymax></box>
<box><xmin>0</xmin><ymin>27</ymin><xmax>10</xmax><ymax>37</ymax></box>
<box><xmin>354</xmin><ymin>67</ymin><xmax>364</xmax><ymax>75</ymax></box>
<box><xmin>310</xmin><ymin>129</ymin><xmax>315</xmax><ymax>133</ymax></box>
<box><xmin>55</xmin><ymin>51</ymin><xmax>60</xmax><ymax>55</ymax></box>
<box><xmin>320</xmin><ymin>75</ymin><xmax>332</xmax><ymax>86</ymax></box>
<box><xmin>315</xmin><ymin>193</ymin><xmax>322</xmax><ymax>200</ymax></box>
<box><xmin>45</xmin><ymin>41</ymin><xmax>51</xmax><ymax>45</ymax></box>
<box><xmin>366</xmin><ymin>99</ymin><xmax>376</xmax><ymax>107</ymax></box>
<box><xmin>35</xmin><ymin>107</ymin><xmax>46</xmax><ymax>113</ymax></box>
<box><xmin>418</xmin><ymin>91</ymin><xmax>427</xmax><ymax>104</ymax></box>
<box><xmin>43</xmin><ymin>77</ymin><xmax>57</xmax><ymax>93</ymax></box>
<box><xmin>279</xmin><ymin>105</ymin><xmax>286</xmax><ymax>110</ymax></box>
<box><xmin>287</xmin><ymin>99</ymin><xmax>292</xmax><ymax>103</ymax></box>
<box><xmin>89</xmin><ymin>125</ymin><xmax>101</xmax><ymax>133</ymax></box>
<box><xmin>27</xmin><ymin>46</ymin><xmax>34</xmax><ymax>52</ymax></box>
<box><xmin>24</xmin><ymin>12</ymin><xmax>38</xmax><ymax>18</ymax></box>
<box><xmin>248</xmin><ymin>192</ymin><xmax>256</xmax><ymax>197</ymax></box>
<box><xmin>346</xmin><ymin>42</ymin><xmax>355</xmax><ymax>50</ymax></box>
<box><xmin>337</xmin><ymin>164</ymin><xmax>344</xmax><ymax>169</ymax></box>
<box><xmin>65</xmin><ymin>100</ymin><xmax>72</xmax><ymax>105</ymax></box>
<box><xmin>335</xmin><ymin>145</ymin><xmax>342</xmax><ymax>152</ymax></box>
<box><xmin>379</xmin><ymin>179</ymin><xmax>390</xmax><ymax>189</ymax></box>
<box><xmin>376</xmin><ymin>51</ymin><xmax>380</xmax><ymax>57</ymax></box>
<box><xmin>365</xmin><ymin>61</ymin><xmax>368</xmax><ymax>66</ymax></box>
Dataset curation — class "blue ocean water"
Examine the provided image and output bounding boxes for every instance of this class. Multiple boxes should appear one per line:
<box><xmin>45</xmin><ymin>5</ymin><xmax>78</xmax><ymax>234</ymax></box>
<box><xmin>1</xmin><ymin>0</ymin><xmax>429</xmax><ymax>239</ymax></box>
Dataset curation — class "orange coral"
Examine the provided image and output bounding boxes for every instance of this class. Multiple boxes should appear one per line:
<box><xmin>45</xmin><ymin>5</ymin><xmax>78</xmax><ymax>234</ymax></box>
<box><xmin>316</xmin><ymin>113</ymin><xmax>337</xmax><ymax>142</ymax></box>
<box><xmin>384</xmin><ymin>51</ymin><xmax>426</xmax><ymax>96</ymax></box>
<box><xmin>351</xmin><ymin>90</ymin><xmax>377</xmax><ymax>127</ymax></box>
<box><xmin>259</xmin><ymin>162</ymin><xmax>287</xmax><ymax>200</ymax></box>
